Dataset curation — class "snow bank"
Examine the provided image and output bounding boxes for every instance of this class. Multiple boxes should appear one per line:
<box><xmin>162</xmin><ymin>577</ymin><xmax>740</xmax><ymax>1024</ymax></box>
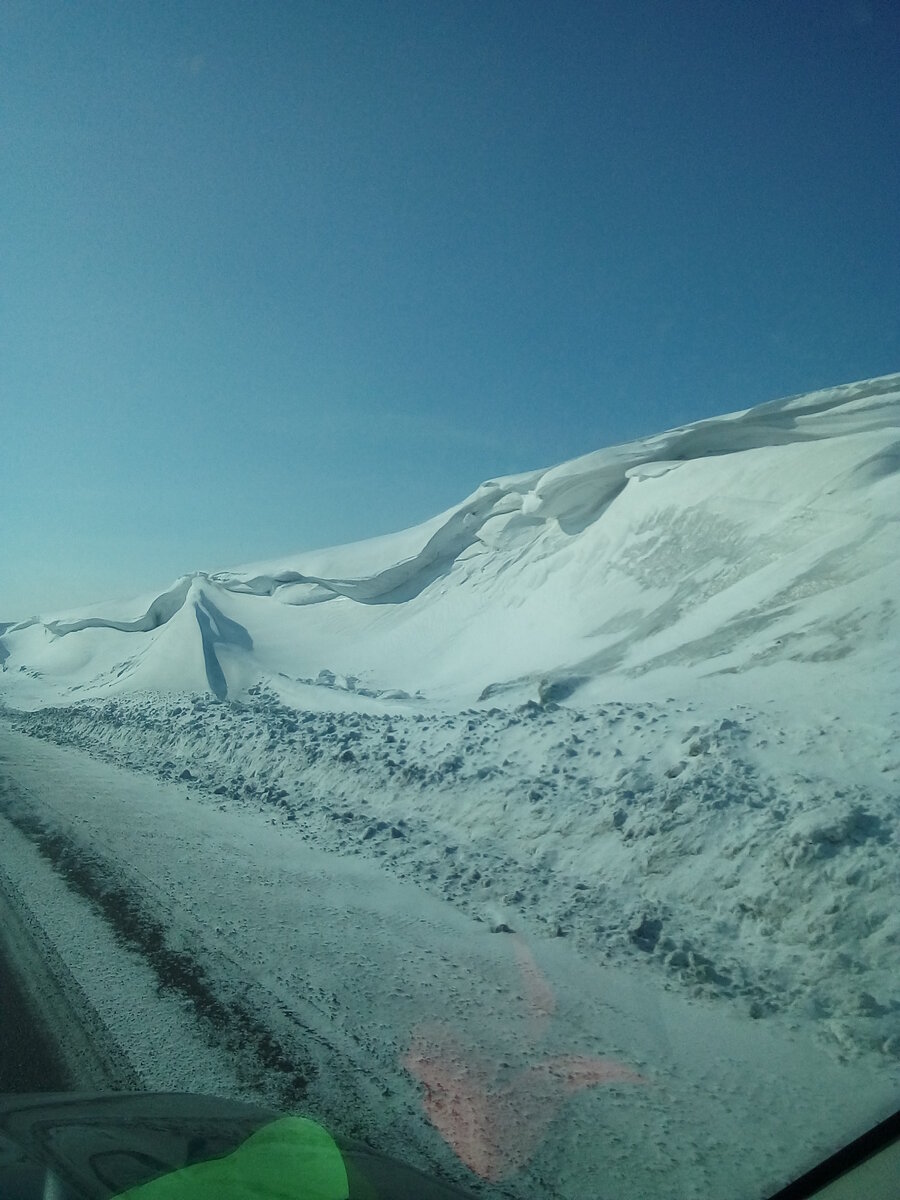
<box><xmin>1</xmin><ymin>718</ymin><xmax>896</xmax><ymax>1200</ymax></box>
<box><xmin>2</xmin><ymin>372</ymin><xmax>898</xmax><ymax>710</ymax></box>
<box><xmin>8</xmin><ymin>685</ymin><xmax>898</xmax><ymax>1066</ymax></box>
<box><xmin>1</xmin><ymin>372</ymin><xmax>898</xmax><ymax>1198</ymax></box>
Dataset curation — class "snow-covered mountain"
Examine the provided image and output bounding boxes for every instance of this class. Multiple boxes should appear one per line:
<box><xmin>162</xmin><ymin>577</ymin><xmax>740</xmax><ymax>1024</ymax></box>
<box><xmin>3</xmin><ymin>372</ymin><xmax>898</xmax><ymax>711</ymax></box>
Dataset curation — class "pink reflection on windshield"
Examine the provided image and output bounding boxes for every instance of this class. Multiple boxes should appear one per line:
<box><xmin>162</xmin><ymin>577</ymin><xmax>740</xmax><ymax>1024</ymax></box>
<box><xmin>404</xmin><ymin>937</ymin><xmax>644</xmax><ymax>1181</ymax></box>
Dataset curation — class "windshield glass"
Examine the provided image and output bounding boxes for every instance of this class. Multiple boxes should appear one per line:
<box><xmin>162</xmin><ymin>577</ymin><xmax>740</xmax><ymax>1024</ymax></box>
<box><xmin>1</xmin><ymin>4</ymin><xmax>898</xmax><ymax>1199</ymax></box>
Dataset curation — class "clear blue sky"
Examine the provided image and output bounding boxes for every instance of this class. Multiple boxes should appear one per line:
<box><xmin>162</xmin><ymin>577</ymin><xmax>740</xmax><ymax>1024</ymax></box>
<box><xmin>2</xmin><ymin>1</ymin><xmax>898</xmax><ymax>616</ymax></box>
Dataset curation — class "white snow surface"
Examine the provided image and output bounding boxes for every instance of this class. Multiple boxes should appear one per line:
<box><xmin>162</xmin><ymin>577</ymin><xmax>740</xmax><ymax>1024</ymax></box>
<box><xmin>1</xmin><ymin>372</ymin><xmax>899</xmax><ymax>1199</ymax></box>
<box><xmin>3</xmin><ymin>371</ymin><xmax>898</xmax><ymax>712</ymax></box>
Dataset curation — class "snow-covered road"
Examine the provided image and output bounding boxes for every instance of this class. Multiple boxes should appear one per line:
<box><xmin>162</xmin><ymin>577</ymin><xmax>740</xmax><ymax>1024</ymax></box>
<box><xmin>1</xmin><ymin>718</ymin><xmax>896</xmax><ymax>1200</ymax></box>
<box><xmin>0</xmin><ymin>881</ymin><xmax>71</xmax><ymax>1091</ymax></box>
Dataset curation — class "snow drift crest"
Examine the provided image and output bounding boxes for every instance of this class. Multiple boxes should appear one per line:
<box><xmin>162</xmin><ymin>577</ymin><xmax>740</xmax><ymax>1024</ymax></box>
<box><xmin>1</xmin><ymin>372</ymin><xmax>898</xmax><ymax>707</ymax></box>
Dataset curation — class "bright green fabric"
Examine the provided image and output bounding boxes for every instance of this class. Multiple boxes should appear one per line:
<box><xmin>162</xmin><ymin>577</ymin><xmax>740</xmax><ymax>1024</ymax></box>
<box><xmin>112</xmin><ymin>1115</ymin><xmax>349</xmax><ymax>1200</ymax></box>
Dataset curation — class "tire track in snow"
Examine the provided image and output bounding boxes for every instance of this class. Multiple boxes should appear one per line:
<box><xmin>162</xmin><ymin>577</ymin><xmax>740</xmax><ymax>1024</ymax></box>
<box><xmin>0</xmin><ymin>834</ymin><xmax>142</xmax><ymax>1091</ymax></box>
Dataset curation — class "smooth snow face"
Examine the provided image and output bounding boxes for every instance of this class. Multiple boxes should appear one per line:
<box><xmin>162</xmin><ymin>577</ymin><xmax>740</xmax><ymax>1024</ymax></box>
<box><xmin>2</xmin><ymin>372</ymin><xmax>898</xmax><ymax>712</ymax></box>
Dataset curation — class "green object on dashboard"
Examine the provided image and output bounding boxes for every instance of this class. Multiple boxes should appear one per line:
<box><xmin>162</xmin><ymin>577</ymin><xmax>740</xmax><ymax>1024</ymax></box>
<box><xmin>113</xmin><ymin>1115</ymin><xmax>349</xmax><ymax>1200</ymax></box>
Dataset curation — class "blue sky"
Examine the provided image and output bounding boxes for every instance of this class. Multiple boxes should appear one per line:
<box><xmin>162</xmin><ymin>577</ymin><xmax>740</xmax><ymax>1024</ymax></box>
<box><xmin>2</xmin><ymin>0</ymin><xmax>898</xmax><ymax>616</ymax></box>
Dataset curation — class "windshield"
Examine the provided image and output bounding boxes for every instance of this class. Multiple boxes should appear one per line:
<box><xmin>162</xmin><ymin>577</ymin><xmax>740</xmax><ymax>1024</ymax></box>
<box><xmin>1</xmin><ymin>4</ymin><xmax>898</xmax><ymax>1199</ymax></box>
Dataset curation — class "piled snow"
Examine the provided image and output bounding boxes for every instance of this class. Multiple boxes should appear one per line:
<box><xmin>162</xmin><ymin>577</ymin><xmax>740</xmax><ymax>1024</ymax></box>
<box><xmin>2</xmin><ymin>372</ymin><xmax>898</xmax><ymax>711</ymax></box>
<box><xmin>7</xmin><ymin>685</ymin><xmax>898</xmax><ymax>1065</ymax></box>
<box><xmin>1</xmin><ymin>372</ymin><xmax>898</xmax><ymax>1197</ymax></box>
<box><xmin>0</xmin><ymin>721</ymin><xmax>895</xmax><ymax>1200</ymax></box>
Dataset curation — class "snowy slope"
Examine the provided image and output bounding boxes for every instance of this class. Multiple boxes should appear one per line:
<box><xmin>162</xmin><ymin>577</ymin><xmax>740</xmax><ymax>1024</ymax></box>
<box><xmin>2</xmin><ymin>372</ymin><xmax>898</xmax><ymax>711</ymax></box>
<box><xmin>1</xmin><ymin>373</ymin><xmax>899</xmax><ymax>1198</ymax></box>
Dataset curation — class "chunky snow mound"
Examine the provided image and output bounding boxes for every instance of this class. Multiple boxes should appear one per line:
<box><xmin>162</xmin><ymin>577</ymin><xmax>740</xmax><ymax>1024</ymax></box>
<box><xmin>2</xmin><ymin>372</ymin><xmax>898</xmax><ymax>709</ymax></box>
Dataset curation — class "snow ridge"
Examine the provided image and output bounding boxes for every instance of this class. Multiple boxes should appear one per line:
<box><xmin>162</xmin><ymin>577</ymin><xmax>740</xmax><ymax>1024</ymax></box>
<box><xmin>2</xmin><ymin>372</ymin><xmax>898</xmax><ymax>708</ymax></box>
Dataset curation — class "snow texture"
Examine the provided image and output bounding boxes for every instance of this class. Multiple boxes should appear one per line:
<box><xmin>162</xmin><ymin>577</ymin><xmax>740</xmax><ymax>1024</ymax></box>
<box><xmin>1</xmin><ymin>372</ymin><xmax>899</xmax><ymax>1199</ymax></box>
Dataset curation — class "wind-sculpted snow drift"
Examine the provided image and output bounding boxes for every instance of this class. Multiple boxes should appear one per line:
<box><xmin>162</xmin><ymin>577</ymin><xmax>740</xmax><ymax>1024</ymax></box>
<box><xmin>1</xmin><ymin>375</ymin><xmax>899</xmax><ymax>1199</ymax></box>
<box><xmin>2</xmin><ymin>372</ymin><xmax>898</xmax><ymax>707</ymax></box>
